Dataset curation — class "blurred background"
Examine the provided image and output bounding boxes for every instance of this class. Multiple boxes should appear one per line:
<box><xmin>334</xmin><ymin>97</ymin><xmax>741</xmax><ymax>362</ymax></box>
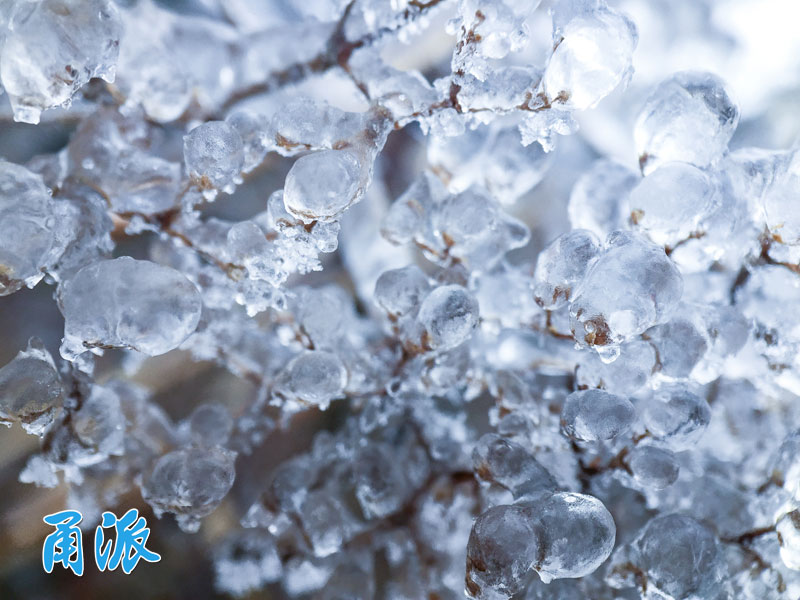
<box><xmin>0</xmin><ymin>0</ymin><xmax>798</xmax><ymax>597</ymax></box>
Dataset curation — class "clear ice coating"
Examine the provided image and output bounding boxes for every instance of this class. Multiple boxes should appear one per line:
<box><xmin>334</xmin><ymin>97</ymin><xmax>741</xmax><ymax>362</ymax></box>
<box><xmin>627</xmin><ymin>162</ymin><xmax>719</xmax><ymax>246</ymax></box>
<box><xmin>542</xmin><ymin>5</ymin><xmax>637</xmax><ymax>111</ymax></box>
<box><xmin>0</xmin><ymin>160</ymin><xmax>66</xmax><ymax>295</ymax></box>
<box><xmin>635</xmin><ymin>71</ymin><xmax>739</xmax><ymax>174</ymax></box>
<box><xmin>1</xmin><ymin>0</ymin><xmax>800</xmax><ymax>597</ymax></box>
<box><xmin>0</xmin><ymin>0</ymin><xmax>122</xmax><ymax>123</ymax></box>
<box><xmin>58</xmin><ymin>257</ymin><xmax>202</xmax><ymax>360</ymax></box>
<box><xmin>569</xmin><ymin>231</ymin><xmax>683</xmax><ymax>355</ymax></box>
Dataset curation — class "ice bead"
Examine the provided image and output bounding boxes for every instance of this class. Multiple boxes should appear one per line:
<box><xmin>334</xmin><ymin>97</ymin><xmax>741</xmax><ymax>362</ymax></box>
<box><xmin>141</xmin><ymin>446</ymin><xmax>236</xmax><ymax>533</ymax></box>
<box><xmin>634</xmin><ymin>514</ymin><xmax>727</xmax><ymax>599</ymax></box>
<box><xmin>58</xmin><ymin>257</ymin><xmax>202</xmax><ymax>360</ymax></box>
<box><xmin>569</xmin><ymin>232</ymin><xmax>682</xmax><ymax>354</ymax></box>
<box><xmin>283</xmin><ymin>150</ymin><xmax>364</xmax><ymax>223</ymax></box>
<box><xmin>644</xmin><ymin>308</ymin><xmax>710</xmax><ymax>379</ymax></box>
<box><xmin>560</xmin><ymin>389</ymin><xmax>635</xmax><ymax>442</ymax></box>
<box><xmin>184</xmin><ymin>121</ymin><xmax>245</xmax><ymax>191</ymax></box>
<box><xmin>275</xmin><ymin>350</ymin><xmax>347</xmax><ymax>410</ymax></box>
<box><xmin>0</xmin><ymin>0</ymin><xmax>122</xmax><ymax>123</ymax></box>
<box><xmin>635</xmin><ymin>72</ymin><xmax>739</xmax><ymax>174</ymax></box>
<box><xmin>416</xmin><ymin>285</ymin><xmax>480</xmax><ymax>352</ymax></box>
<box><xmin>465</xmin><ymin>504</ymin><xmax>541</xmax><ymax>599</ymax></box>
<box><xmin>640</xmin><ymin>384</ymin><xmax>711</xmax><ymax>450</ymax></box>
<box><xmin>628</xmin><ymin>162</ymin><xmax>719</xmax><ymax>246</ymax></box>
<box><xmin>628</xmin><ymin>446</ymin><xmax>679</xmax><ymax>490</ymax></box>
<box><xmin>374</xmin><ymin>265</ymin><xmax>431</xmax><ymax>319</ymax></box>
<box><xmin>472</xmin><ymin>434</ymin><xmax>558</xmax><ymax>502</ymax></box>
<box><xmin>0</xmin><ymin>160</ymin><xmax>65</xmax><ymax>295</ymax></box>
<box><xmin>542</xmin><ymin>6</ymin><xmax>637</xmax><ymax>111</ymax></box>
<box><xmin>533</xmin><ymin>229</ymin><xmax>602</xmax><ymax>310</ymax></box>
<box><xmin>535</xmin><ymin>492</ymin><xmax>616</xmax><ymax>582</ymax></box>
<box><xmin>0</xmin><ymin>339</ymin><xmax>63</xmax><ymax>436</ymax></box>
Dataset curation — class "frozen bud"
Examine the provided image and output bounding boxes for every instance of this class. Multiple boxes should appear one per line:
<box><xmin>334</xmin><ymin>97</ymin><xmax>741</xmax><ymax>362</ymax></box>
<box><xmin>568</xmin><ymin>160</ymin><xmax>639</xmax><ymax>238</ymax></box>
<box><xmin>465</xmin><ymin>504</ymin><xmax>541</xmax><ymax>599</ymax></box>
<box><xmin>472</xmin><ymin>434</ymin><xmax>558</xmax><ymax>501</ymax></box>
<box><xmin>0</xmin><ymin>0</ymin><xmax>122</xmax><ymax>123</ymax></box>
<box><xmin>560</xmin><ymin>389</ymin><xmax>635</xmax><ymax>442</ymax></box>
<box><xmin>627</xmin><ymin>446</ymin><xmax>679</xmax><ymax>489</ymax></box>
<box><xmin>533</xmin><ymin>229</ymin><xmax>602</xmax><ymax>310</ymax></box>
<box><xmin>276</xmin><ymin>350</ymin><xmax>347</xmax><ymax>410</ymax></box>
<box><xmin>297</xmin><ymin>490</ymin><xmax>349</xmax><ymax>557</ymax></box>
<box><xmin>353</xmin><ymin>444</ymin><xmax>406</xmax><ymax>519</ymax></box>
<box><xmin>59</xmin><ymin>257</ymin><xmax>202</xmax><ymax>360</ymax></box>
<box><xmin>374</xmin><ymin>265</ymin><xmax>431</xmax><ymax>318</ymax></box>
<box><xmin>283</xmin><ymin>150</ymin><xmax>364</xmax><ymax>222</ymax></box>
<box><xmin>0</xmin><ymin>161</ymin><xmax>63</xmax><ymax>295</ymax></box>
<box><xmin>628</xmin><ymin>162</ymin><xmax>718</xmax><ymax>246</ymax></box>
<box><xmin>635</xmin><ymin>72</ymin><xmax>739</xmax><ymax>173</ymax></box>
<box><xmin>189</xmin><ymin>404</ymin><xmax>233</xmax><ymax>447</ymax></box>
<box><xmin>0</xmin><ymin>339</ymin><xmax>63</xmax><ymax>435</ymax></box>
<box><xmin>535</xmin><ymin>492</ymin><xmax>616</xmax><ymax>582</ymax></box>
<box><xmin>763</xmin><ymin>150</ymin><xmax>800</xmax><ymax>245</ymax></box>
<box><xmin>634</xmin><ymin>514</ymin><xmax>726</xmax><ymax>599</ymax></box>
<box><xmin>570</xmin><ymin>232</ymin><xmax>682</xmax><ymax>355</ymax></box>
<box><xmin>776</xmin><ymin>508</ymin><xmax>800</xmax><ymax>570</ymax></box>
<box><xmin>542</xmin><ymin>7</ymin><xmax>637</xmax><ymax>110</ymax></box>
<box><xmin>141</xmin><ymin>446</ymin><xmax>236</xmax><ymax>532</ymax></box>
<box><xmin>417</xmin><ymin>285</ymin><xmax>479</xmax><ymax>352</ymax></box>
<box><xmin>184</xmin><ymin>121</ymin><xmax>245</xmax><ymax>191</ymax></box>
<box><xmin>641</xmin><ymin>385</ymin><xmax>711</xmax><ymax>450</ymax></box>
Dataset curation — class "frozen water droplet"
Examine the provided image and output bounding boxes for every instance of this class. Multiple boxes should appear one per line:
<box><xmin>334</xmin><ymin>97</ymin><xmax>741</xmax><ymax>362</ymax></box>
<box><xmin>416</xmin><ymin>285</ymin><xmax>480</xmax><ymax>352</ymax></box>
<box><xmin>184</xmin><ymin>121</ymin><xmax>245</xmax><ymax>191</ymax></box>
<box><xmin>283</xmin><ymin>150</ymin><xmax>364</xmax><ymax>223</ymax></box>
<box><xmin>627</xmin><ymin>446</ymin><xmax>679</xmax><ymax>489</ymax></box>
<box><xmin>560</xmin><ymin>389</ymin><xmax>635</xmax><ymax>442</ymax></box>
<box><xmin>59</xmin><ymin>257</ymin><xmax>202</xmax><ymax>360</ymax></box>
